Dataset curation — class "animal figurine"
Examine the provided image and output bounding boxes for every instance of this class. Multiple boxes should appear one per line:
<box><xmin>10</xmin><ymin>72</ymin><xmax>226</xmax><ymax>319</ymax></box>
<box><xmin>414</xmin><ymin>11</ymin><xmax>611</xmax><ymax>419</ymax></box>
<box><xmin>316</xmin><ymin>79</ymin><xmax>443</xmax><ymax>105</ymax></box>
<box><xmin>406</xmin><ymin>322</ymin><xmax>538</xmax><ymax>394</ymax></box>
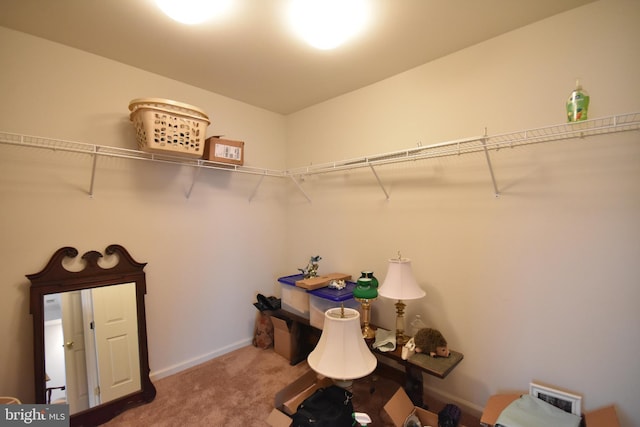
<box><xmin>299</xmin><ymin>255</ymin><xmax>322</xmax><ymax>278</ymax></box>
<box><xmin>414</xmin><ymin>328</ymin><xmax>450</xmax><ymax>357</ymax></box>
<box><xmin>401</xmin><ymin>337</ymin><xmax>416</xmax><ymax>360</ymax></box>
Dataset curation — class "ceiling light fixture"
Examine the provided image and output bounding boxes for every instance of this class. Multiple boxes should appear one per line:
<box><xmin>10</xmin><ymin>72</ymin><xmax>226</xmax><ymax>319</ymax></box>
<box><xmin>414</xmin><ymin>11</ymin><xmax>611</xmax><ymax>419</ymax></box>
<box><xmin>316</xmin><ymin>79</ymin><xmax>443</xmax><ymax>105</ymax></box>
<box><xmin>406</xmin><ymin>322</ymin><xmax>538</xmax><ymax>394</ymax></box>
<box><xmin>288</xmin><ymin>0</ymin><xmax>370</xmax><ymax>50</ymax></box>
<box><xmin>155</xmin><ymin>0</ymin><xmax>233</xmax><ymax>25</ymax></box>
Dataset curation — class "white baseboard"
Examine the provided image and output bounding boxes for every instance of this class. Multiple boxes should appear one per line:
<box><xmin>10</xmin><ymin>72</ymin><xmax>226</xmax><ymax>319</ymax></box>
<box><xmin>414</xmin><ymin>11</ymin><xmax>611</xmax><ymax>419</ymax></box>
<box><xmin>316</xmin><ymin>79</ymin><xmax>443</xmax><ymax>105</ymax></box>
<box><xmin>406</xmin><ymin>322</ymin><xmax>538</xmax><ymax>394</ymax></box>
<box><xmin>423</xmin><ymin>383</ymin><xmax>485</xmax><ymax>417</ymax></box>
<box><xmin>149</xmin><ymin>337</ymin><xmax>253</xmax><ymax>381</ymax></box>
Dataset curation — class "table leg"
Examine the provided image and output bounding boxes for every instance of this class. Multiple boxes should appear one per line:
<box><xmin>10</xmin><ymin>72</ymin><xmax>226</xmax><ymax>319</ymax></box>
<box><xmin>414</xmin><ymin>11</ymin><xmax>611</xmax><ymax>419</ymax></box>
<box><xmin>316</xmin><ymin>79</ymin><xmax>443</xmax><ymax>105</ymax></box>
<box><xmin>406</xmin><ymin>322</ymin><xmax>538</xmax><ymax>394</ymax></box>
<box><xmin>405</xmin><ymin>364</ymin><xmax>425</xmax><ymax>409</ymax></box>
<box><xmin>290</xmin><ymin>322</ymin><xmax>320</xmax><ymax>365</ymax></box>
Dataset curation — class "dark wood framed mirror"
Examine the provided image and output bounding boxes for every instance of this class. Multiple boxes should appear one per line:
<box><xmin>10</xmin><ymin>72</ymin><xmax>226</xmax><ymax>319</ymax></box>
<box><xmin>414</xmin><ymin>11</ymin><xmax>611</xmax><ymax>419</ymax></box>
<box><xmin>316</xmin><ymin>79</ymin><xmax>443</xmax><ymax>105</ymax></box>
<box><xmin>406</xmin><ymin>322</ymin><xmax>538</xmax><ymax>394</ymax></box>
<box><xmin>28</xmin><ymin>244</ymin><xmax>156</xmax><ymax>427</ymax></box>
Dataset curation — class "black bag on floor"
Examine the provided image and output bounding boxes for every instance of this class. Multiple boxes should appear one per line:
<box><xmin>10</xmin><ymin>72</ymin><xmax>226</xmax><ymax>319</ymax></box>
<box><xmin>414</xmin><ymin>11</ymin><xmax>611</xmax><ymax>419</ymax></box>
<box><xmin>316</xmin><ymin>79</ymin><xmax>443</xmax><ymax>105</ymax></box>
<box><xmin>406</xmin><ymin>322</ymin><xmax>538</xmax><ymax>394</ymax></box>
<box><xmin>290</xmin><ymin>385</ymin><xmax>355</xmax><ymax>427</ymax></box>
<box><xmin>438</xmin><ymin>403</ymin><xmax>461</xmax><ymax>427</ymax></box>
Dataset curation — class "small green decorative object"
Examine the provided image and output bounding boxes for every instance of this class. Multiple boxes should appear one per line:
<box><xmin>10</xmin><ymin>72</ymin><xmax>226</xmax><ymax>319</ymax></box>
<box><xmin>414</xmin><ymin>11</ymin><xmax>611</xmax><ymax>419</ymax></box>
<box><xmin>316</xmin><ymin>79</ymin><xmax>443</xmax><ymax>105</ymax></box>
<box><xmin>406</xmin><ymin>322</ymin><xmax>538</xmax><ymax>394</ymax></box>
<box><xmin>359</xmin><ymin>271</ymin><xmax>379</xmax><ymax>288</ymax></box>
<box><xmin>353</xmin><ymin>277</ymin><xmax>377</xmax><ymax>299</ymax></box>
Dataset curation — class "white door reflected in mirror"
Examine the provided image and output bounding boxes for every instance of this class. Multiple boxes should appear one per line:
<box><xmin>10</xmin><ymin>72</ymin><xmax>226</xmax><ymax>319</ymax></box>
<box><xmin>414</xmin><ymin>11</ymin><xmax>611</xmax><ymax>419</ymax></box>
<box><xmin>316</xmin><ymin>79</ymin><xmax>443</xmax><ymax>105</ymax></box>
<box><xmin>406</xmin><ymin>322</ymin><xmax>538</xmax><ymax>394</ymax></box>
<box><xmin>44</xmin><ymin>282</ymin><xmax>140</xmax><ymax>415</ymax></box>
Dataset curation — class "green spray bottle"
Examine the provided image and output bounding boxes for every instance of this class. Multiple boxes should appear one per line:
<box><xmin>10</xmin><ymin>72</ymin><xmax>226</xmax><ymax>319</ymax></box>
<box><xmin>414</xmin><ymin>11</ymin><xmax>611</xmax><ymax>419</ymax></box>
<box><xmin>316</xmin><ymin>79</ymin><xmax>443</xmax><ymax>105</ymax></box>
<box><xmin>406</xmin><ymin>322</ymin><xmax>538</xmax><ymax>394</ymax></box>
<box><xmin>566</xmin><ymin>79</ymin><xmax>590</xmax><ymax>122</ymax></box>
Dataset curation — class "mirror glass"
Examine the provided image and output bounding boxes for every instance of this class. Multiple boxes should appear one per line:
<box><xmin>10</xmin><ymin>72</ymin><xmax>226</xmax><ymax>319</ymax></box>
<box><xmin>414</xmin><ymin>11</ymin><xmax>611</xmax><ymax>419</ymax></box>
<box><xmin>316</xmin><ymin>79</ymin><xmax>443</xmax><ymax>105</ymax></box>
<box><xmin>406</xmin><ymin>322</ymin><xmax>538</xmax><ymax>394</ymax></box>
<box><xmin>29</xmin><ymin>245</ymin><xmax>156</xmax><ymax>426</ymax></box>
<box><xmin>43</xmin><ymin>283</ymin><xmax>141</xmax><ymax>413</ymax></box>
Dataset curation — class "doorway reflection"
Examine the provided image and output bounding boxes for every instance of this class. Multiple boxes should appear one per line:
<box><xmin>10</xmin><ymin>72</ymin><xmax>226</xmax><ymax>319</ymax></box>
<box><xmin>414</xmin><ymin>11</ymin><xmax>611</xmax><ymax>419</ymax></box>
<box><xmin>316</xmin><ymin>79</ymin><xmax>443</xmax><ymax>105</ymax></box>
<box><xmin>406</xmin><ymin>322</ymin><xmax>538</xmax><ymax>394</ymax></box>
<box><xmin>43</xmin><ymin>283</ymin><xmax>140</xmax><ymax>415</ymax></box>
<box><xmin>44</xmin><ymin>293</ymin><xmax>67</xmax><ymax>405</ymax></box>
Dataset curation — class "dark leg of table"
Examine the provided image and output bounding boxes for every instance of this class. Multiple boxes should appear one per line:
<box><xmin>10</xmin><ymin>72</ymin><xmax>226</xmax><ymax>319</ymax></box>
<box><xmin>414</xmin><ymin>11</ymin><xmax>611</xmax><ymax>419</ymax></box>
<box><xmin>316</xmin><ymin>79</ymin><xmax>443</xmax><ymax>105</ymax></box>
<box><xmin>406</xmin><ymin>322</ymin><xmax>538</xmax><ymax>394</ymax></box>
<box><xmin>405</xmin><ymin>364</ymin><xmax>426</xmax><ymax>409</ymax></box>
<box><xmin>290</xmin><ymin>322</ymin><xmax>321</xmax><ymax>365</ymax></box>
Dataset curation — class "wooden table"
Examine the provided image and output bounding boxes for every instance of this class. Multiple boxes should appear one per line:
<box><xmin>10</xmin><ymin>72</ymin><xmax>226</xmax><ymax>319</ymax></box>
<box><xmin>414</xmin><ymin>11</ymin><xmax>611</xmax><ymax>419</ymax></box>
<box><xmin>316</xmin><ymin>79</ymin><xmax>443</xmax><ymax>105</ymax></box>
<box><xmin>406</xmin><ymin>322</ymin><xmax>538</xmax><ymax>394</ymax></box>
<box><xmin>368</xmin><ymin>327</ymin><xmax>464</xmax><ymax>408</ymax></box>
<box><xmin>268</xmin><ymin>308</ymin><xmax>464</xmax><ymax>408</ymax></box>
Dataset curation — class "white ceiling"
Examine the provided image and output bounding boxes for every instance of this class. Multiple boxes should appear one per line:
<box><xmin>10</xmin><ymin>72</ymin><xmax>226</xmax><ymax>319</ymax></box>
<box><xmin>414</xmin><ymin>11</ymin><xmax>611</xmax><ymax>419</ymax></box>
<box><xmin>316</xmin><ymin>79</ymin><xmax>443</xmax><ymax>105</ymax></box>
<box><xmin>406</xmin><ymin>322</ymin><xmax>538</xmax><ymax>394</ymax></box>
<box><xmin>0</xmin><ymin>0</ymin><xmax>595</xmax><ymax>114</ymax></box>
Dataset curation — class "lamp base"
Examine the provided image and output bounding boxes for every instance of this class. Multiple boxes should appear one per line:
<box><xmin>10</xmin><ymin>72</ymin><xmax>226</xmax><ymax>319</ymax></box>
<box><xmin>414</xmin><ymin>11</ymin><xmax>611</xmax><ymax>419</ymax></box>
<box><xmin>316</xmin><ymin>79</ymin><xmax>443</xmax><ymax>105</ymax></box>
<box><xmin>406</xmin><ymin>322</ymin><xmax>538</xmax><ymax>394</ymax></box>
<box><xmin>355</xmin><ymin>297</ymin><xmax>377</xmax><ymax>340</ymax></box>
<box><xmin>332</xmin><ymin>379</ymin><xmax>353</xmax><ymax>390</ymax></box>
<box><xmin>362</xmin><ymin>324</ymin><xmax>376</xmax><ymax>340</ymax></box>
<box><xmin>396</xmin><ymin>333</ymin><xmax>410</xmax><ymax>346</ymax></box>
<box><xmin>394</xmin><ymin>300</ymin><xmax>409</xmax><ymax>346</ymax></box>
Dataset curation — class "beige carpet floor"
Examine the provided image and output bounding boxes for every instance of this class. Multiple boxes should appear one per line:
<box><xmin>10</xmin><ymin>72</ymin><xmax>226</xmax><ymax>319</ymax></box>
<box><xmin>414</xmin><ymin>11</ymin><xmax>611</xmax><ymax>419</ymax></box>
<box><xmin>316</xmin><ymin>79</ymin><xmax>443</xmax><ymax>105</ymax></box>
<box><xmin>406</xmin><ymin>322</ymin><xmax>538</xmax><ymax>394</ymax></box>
<box><xmin>103</xmin><ymin>345</ymin><xmax>309</xmax><ymax>426</ymax></box>
<box><xmin>103</xmin><ymin>344</ymin><xmax>480</xmax><ymax>426</ymax></box>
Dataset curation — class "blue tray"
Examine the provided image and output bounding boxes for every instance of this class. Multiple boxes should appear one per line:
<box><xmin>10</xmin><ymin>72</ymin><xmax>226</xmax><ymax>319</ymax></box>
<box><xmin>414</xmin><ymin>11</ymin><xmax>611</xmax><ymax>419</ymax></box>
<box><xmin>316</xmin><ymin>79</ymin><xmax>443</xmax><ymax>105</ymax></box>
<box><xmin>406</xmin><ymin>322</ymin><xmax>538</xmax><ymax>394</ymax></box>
<box><xmin>310</xmin><ymin>281</ymin><xmax>356</xmax><ymax>302</ymax></box>
<box><xmin>277</xmin><ymin>274</ymin><xmax>306</xmax><ymax>286</ymax></box>
<box><xmin>277</xmin><ymin>274</ymin><xmax>355</xmax><ymax>302</ymax></box>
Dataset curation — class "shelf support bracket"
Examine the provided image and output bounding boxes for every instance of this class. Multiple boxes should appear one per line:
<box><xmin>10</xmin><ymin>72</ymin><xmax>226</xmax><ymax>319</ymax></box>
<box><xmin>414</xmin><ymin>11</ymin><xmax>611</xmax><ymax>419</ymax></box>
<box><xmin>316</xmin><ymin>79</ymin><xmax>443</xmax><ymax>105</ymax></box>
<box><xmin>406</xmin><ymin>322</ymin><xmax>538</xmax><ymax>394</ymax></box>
<box><xmin>481</xmin><ymin>131</ymin><xmax>500</xmax><ymax>197</ymax></box>
<box><xmin>289</xmin><ymin>175</ymin><xmax>311</xmax><ymax>203</ymax></box>
<box><xmin>369</xmin><ymin>164</ymin><xmax>390</xmax><ymax>199</ymax></box>
<box><xmin>186</xmin><ymin>163</ymin><xmax>202</xmax><ymax>199</ymax></box>
<box><xmin>88</xmin><ymin>148</ymin><xmax>98</xmax><ymax>198</ymax></box>
<box><xmin>248</xmin><ymin>173</ymin><xmax>266</xmax><ymax>202</ymax></box>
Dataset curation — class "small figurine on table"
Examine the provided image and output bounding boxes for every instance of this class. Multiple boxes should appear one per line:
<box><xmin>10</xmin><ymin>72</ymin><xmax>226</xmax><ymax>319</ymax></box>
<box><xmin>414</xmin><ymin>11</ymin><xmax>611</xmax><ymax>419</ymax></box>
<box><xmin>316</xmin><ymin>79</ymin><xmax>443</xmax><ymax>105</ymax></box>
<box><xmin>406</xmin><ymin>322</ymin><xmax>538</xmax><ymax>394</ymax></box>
<box><xmin>414</xmin><ymin>327</ymin><xmax>450</xmax><ymax>358</ymax></box>
<box><xmin>299</xmin><ymin>255</ymin><xmax>321</xmax><ymax>279</ymax></box>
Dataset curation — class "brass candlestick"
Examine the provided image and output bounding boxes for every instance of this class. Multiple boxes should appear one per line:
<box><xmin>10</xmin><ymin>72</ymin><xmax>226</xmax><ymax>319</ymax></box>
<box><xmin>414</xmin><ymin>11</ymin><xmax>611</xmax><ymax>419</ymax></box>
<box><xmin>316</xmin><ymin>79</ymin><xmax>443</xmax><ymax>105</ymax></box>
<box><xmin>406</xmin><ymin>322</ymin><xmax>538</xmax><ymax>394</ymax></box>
<box><xmin>355</xmin><ymin>297</ymin><xmax>377</xmax><ymax>339</ymax></box>
<box><xmin>353</xmin><ymin>277</ymin><xmax>378</xmax><ymax>340</ymax></box>
<box><xmin>394</xmin><ymin>300</ymin><xmax>409</xmax><ymax>345</ymax></box>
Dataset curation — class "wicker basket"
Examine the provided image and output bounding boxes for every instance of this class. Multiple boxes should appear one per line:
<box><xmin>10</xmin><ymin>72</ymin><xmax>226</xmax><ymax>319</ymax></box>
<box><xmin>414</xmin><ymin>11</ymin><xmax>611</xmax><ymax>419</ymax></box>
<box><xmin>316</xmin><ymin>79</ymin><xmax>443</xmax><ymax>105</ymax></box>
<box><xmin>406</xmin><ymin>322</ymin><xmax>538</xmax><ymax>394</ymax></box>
<box><xmin>128</xmin><ymin>98</ymin><xmax>210</xmax><ymax>158</ymax></box>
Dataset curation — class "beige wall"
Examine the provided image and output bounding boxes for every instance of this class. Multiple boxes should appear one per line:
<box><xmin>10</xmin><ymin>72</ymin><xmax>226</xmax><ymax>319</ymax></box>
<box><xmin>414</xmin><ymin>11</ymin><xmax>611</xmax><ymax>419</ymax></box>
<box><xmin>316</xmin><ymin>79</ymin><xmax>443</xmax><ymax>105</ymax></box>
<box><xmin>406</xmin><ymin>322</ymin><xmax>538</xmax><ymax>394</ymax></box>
<box><xmin>285</xmin><ymin>0</ymin><xmax>639</xmax><ymax>424</ymax></box>
<box><xmin>1</xmin><ymin>0</ymin><xmax>639</xmax><ymax>425</ymax></box>
<box><xmin>0</xmin><ymin>25</ymin><xmax>288</xmax><ymax>402</ymax></box>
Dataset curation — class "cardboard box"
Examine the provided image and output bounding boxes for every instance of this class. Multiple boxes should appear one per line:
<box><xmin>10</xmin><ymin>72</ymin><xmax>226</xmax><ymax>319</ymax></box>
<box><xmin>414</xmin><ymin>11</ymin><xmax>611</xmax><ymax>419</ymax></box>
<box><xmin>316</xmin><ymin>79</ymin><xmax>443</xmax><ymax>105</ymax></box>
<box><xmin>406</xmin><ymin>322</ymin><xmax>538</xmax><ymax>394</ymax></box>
<box><xmin>480</xmin><ymin>393</ymin><xmax>620</xmax><ymax>427</ymax></box>
<box><xmin>585</xmin><ymin>405</ymin><xmax>621</xmax><ymax>427</ymax></box>
<box><xmin>203</xmin><ymin>136</ymin><xmax>244</xmax><ymax>165</ymax></box>
<box><xmin>265</xmin><ymin>408</ymin><xmax>292</xmax><ymax>427</ymax></box>
<box><xmin>480</xmin><ymin>394</ymin><xmax>521</xmax><ymax>426</ymax></box>
<box><xmin>267</xmin><ymin>369</ymin><xmax>333</xmax><ymax>427</ymax></box>
<box><xmin>268</xmin><ymin>371</ymin><xmax>458</xmax><ymax>427</ymax></box>
<box><xmin>384</xmin><ymin>387</ymin><xmax>467</xmax><ymax>427</ymax></box>
<box><xmin>271</xmin><ymin>316</ymin><xmax>299</xmax><ymax>362</ymax></box>
<box><xmin>275</xmin><ymin>370</ymin><xmax>333</xmax><ymax>415</ymax></box>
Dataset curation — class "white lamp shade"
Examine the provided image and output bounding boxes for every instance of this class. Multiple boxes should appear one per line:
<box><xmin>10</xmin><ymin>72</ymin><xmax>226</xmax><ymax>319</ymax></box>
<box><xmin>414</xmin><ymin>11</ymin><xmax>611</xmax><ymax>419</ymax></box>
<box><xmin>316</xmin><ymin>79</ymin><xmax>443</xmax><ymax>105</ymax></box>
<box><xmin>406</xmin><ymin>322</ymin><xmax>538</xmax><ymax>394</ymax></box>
<box><xmin>378</xmin><ymin>257</ymin><xmax>426</xmax><ymax>300</ymax></box>
<box><xmin>307</xmin><ymin>307</ymin><xmax>377</xmax><ymax>380</ymax></box>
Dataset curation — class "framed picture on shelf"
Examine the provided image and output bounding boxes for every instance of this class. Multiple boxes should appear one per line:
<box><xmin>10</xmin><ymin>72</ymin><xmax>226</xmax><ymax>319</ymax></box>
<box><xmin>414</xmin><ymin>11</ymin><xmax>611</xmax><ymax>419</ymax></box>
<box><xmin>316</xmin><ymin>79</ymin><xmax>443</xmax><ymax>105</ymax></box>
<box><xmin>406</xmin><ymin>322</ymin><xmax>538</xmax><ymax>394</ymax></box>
<box><xmin>529</xmin><ymin>382</ymin><xmax>582</xmax><ymax>416</ymax></box>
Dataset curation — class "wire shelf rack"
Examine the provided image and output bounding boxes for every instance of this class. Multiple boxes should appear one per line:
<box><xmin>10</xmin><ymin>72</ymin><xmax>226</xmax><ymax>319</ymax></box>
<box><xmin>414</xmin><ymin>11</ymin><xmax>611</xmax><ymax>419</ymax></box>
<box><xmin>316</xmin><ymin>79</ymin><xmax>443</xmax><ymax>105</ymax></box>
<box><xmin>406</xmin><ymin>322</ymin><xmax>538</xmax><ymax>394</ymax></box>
<box><xmin>1</xmin><ymin>111</ymin><xmax>638</xmax><ymax>200</ymax></box>
<box><xmin>285</xmin><ymin>112</ymin><xmax>640</xmax><ymax>177</ymax></box>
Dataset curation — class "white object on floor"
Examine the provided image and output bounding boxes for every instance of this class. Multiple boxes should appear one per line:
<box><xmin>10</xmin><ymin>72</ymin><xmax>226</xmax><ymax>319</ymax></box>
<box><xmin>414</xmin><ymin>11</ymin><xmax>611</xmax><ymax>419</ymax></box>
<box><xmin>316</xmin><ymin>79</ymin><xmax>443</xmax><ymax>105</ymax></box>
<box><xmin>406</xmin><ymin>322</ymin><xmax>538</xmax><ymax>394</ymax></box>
<box><xmin>354</xmin><ymin>412</ymin><xmax>372</xmax><ymax>426</ymax></box>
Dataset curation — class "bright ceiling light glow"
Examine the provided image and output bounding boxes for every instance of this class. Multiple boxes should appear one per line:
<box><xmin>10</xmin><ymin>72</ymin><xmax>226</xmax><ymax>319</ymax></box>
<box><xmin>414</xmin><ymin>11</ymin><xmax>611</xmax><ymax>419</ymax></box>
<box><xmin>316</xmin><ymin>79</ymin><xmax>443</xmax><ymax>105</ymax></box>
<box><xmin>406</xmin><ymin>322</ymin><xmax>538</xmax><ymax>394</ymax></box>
<box><xmin>155</xmin><ymin>0</ymin><xmax>233</xmax><ymax>25</ymax></box>
<box><xmin>288</xmin><ymin>0</ymin><xmax>370</xmax><ymax>50</ymax></box>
